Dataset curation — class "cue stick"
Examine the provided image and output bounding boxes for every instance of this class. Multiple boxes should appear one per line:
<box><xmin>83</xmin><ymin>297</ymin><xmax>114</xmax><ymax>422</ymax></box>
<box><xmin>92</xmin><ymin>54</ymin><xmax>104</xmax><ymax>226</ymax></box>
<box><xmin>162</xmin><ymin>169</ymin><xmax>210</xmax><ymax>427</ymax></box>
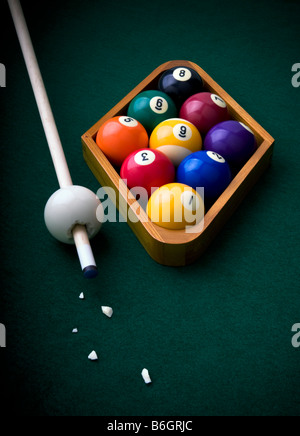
<box><xmin>8</xmin><ymin>0</ymin><xmax>98</xmax><ymax>278</ymax></box>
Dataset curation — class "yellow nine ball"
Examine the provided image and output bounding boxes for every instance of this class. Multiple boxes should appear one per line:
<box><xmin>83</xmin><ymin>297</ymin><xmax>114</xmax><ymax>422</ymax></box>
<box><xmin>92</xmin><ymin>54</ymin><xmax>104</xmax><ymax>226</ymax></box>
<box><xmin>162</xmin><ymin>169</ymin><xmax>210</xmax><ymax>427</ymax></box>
<box><xmin>149</xmin><ymin>118</ymin><xmax>202</xmax><ymax>166</ymax></box>
<box><xmin>146</xmin><ymin>183</ymin><xmax>205</xmax><ymax>230</ymax></box>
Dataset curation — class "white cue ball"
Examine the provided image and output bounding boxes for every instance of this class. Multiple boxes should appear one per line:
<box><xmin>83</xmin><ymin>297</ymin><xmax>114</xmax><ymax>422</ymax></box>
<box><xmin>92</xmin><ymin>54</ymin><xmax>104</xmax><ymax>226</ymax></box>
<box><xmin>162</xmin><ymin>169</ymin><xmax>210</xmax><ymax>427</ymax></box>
<box><xmin>44</xmin><ymin>185</ymin><xmax>103</xmax><ymax>244</ymax></box>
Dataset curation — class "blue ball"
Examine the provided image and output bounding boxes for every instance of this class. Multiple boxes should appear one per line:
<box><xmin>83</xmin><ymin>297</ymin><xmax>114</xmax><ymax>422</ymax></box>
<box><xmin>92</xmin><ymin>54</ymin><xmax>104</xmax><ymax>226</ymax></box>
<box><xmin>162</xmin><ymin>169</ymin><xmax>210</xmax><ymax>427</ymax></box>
<box><xmin>177</xmin><ymin>151</ymin><xmax>232</xmax><ymax>201</ymax></box>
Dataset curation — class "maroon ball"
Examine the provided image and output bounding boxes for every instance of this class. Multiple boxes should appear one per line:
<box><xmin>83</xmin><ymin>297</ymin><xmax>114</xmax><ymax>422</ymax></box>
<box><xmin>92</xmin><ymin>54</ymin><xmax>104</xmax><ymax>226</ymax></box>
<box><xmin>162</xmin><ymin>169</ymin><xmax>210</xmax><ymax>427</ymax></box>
<box><xmin>180</xmin><ymin>92</ymin><xmax>230</xmax><ymax>134</ymax></box>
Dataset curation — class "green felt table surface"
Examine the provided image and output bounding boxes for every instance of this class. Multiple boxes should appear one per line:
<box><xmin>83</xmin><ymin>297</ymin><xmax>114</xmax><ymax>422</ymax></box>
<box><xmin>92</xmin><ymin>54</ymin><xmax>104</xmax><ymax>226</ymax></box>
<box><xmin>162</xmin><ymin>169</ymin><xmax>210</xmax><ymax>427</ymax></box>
<box><xmin>0</xmin><ymin>0</ymin><xmax>300</xmax><ymax>417</ymax></box>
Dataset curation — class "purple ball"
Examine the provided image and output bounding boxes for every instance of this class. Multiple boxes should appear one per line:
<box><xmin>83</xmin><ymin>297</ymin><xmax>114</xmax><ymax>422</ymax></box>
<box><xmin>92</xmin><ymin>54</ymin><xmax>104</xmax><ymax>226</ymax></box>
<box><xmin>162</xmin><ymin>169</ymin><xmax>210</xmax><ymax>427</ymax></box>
<box><xmin>204</xmin><ymin>120</ymin><xmax>257</xmax><ymax>168</ymax></box>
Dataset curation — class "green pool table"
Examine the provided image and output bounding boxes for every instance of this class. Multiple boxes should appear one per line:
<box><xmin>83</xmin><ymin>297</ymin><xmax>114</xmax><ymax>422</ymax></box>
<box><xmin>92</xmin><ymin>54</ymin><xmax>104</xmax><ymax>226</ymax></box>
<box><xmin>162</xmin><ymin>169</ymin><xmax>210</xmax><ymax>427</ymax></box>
<box><xmin>1</xmin><ymin>0</ymin><xmax>300</xmax><ymax>417</ymax></box>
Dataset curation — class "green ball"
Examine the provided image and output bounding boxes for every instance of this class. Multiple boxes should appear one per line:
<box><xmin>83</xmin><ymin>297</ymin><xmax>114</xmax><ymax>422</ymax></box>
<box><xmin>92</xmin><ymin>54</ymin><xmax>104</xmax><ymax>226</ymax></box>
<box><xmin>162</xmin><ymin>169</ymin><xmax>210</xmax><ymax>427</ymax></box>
<box><xmin>127</xmin><ymin>90</ymin><xmax>177</xmax><ymax>133</ymax></box>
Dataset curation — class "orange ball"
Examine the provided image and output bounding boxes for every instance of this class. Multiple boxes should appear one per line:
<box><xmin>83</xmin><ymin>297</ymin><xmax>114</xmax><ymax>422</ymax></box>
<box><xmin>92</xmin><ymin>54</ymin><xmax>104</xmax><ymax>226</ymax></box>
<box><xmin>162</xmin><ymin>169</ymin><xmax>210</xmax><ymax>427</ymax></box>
<box><xmin>96</xmin><ymin>116</ymin><xmax>149</xmax><ymax>166</ymax></box>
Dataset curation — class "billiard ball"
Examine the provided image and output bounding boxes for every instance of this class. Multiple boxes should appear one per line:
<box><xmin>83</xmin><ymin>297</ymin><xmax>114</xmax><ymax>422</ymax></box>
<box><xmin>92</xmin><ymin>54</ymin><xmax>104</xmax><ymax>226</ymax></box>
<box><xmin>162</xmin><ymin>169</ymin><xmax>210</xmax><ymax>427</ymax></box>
<box><xmin>96</xmin><ymin>116</ymin><xmax>149</xmax><ymax>167</ymax></box>
<box><xmin>147</xmin><ymin>183</ymin><xmax>205</xmax><ymax>230</ymax></box>
<box><xmin>44</xmin><ymin>186</ymin><xmax>103</xmax><ymax>244</ymax></box>
<box><xmin>120</xmin><ymin>149</ymin><xmax>175</xmax><ymax>200</ymax></box>
<box><xmin>177</xmin><ymin>151</ymin><xmax>232</xmax><ymax>202</ymax></box>
<box><xmin>158</xmin><ymin>66</ymin><xmax>203</xmax><ymax>108</ymax></box>
<box><xmin>127</xmin><ymin>90</ymin><xmax>177</xmax><ymax>133</ymax></box>
<box><xmin>204</xmin><ymin>120</ymin><xmax>257</xmax><ymax>168</ymax></box>
<box><xmin>179</xmin><ymin>92</ymin><xmax>230</xmax><ymax>134</ymax></box>
<box><xmin>149</xmin><ymin>118</ymin><xmax>202</xmax><ymax>167</ymax></box>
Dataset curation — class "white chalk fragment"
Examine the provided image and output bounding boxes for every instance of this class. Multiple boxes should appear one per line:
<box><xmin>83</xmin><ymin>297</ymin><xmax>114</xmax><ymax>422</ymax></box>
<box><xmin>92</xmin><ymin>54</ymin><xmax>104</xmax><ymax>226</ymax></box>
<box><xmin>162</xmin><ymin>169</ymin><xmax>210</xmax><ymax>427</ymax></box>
<box><xmin>141</xmin><ymin>368</ymin><xmax>152</xmax><ymax>384</ymax></box>
<box><xmin>88</xmin><ymin>351</ymin><xmax>98</xmax><ymax>361</ymax></box>
<box><xmin>101</xmin><ymin>306</ymin><xmax>113</xmax><ymax>318</ymax></box>
<box><xmin>72</xmin><ymin>328</ymin><xmax>78</xmax><ymax>334</ymax></box>
<box><xmin>79</xmin><ymin>292</ymin><xmax>85</xmax><ymax>300</ymax></box>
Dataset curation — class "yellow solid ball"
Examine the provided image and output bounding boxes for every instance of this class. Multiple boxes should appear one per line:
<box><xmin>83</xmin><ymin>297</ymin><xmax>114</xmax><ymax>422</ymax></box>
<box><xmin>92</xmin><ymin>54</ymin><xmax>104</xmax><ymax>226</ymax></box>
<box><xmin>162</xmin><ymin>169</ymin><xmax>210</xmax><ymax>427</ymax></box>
<box><xmin>149</xmin><ymin>118</ymin><xmax>202</xmax><ymax>166</ymax></box>
<box><xmin>146</xmin><ymin>183</ymin><xmax>205</xmax><ymax>230</ymax></box>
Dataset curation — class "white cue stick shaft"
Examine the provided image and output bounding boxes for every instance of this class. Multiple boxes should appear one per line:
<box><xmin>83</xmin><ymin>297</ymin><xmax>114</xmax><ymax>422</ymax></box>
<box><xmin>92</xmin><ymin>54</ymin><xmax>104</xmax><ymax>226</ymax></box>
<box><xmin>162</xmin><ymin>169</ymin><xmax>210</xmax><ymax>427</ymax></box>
<box><xmin>8</xmin><ymin>0</ymin><xmax>98</xmax><ymax>277</ymax></box>
<box><xmin>8</xmin><ymin>0</ymin><xmax>72</xmax><ymax>189</ymax></box>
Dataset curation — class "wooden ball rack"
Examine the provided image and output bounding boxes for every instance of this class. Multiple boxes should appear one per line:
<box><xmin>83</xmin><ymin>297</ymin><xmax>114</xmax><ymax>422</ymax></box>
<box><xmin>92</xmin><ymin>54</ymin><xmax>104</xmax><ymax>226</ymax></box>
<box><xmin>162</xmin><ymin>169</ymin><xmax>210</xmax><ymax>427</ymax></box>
<box><xmin>81</xmin><ymin>60</ymin><xmax>275</xmax><ymax>266</ymax></box>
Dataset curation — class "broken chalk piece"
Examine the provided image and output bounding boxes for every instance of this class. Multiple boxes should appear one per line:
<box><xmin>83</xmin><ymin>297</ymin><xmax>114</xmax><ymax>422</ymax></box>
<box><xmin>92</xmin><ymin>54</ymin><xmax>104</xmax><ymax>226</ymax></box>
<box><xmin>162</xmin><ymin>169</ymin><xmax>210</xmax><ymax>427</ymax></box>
<box><xmin>141</xmin><ymin>368</ymin><xmax>152</xmax><ymax>384</ymax></box>
<box><xmin>79</xmin><ymin>292</ymin><xmax>85</xmax><ymax>300</ymax></box>
<box><xmin>88</xmin><ymin>351</ymin><xmax>98</xmax><ymax>361</ymax></box>
<box><xmin>101</xmin><ymin>306</ymin><xmax>113</xmax><ymax>318</ymax></box>
<box><xmin>72</xmin><ymin>328</ymin><xmax>78</xmax><ymax>334</ymax></box>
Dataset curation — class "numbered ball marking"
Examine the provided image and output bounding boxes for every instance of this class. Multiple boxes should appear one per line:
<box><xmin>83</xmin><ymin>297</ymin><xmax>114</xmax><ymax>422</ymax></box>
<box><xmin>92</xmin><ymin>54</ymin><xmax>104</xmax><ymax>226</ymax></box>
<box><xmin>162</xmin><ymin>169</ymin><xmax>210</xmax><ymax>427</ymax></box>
<box><xmin>211</xmin><ymin>94</ymin><xmax>227</xmax><ymax>108</ymax></box>
<box><xmin>207</xmin><ymin>151</ymin><xmax>226</xmax><ymax>163</ymax></box>
<box><xmin>173</xmin><ymin>67</ymin><xmax>192</xmax><ymax>82</ymax></box>
<box><xmin>179</xmin><ymin>126</ymin><xmax>187</xmax><ymax>138</ymax></box>
<box><xmin>155</xmin><ymin>98</ymin><xmax>163</xmax><ymax>111</ymax></box>
<box><xmin>181</xmin><ymin>191</ymin><xmax>200</xmax><ymax>212</ymax></box>
<box><xmin>150</xmin><ymin>96</ymin><xmax>169</xmax><ymax>114</ymax></box>
<box><xmin>134</xmin><ymin>150</ymin><xmax>156</xmax><ymax>166</ymax></box>
<box><xmin>173</xmin><ymin>123</ymin><xmax>192</xmax><ymax>141</ymax></box>
<box><xmin>119</xmin><ymin>116</ymin><xmax>138</xmax><ymax>127</ymax></box>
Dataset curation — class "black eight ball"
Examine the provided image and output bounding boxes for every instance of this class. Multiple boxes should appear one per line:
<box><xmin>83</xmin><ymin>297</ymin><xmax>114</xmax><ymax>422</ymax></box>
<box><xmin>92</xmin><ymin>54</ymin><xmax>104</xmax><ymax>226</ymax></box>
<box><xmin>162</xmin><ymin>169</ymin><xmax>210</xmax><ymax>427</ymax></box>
<box><xmin>158</xmin><ymin>66</ymin><xmax>204</xmax><ymax>109</ymax></box>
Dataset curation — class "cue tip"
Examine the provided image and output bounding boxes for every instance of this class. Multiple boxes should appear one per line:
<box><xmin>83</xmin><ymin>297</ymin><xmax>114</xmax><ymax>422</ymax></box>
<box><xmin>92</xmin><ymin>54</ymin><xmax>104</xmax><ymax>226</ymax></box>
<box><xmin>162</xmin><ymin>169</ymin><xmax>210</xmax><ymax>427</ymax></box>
<box><xmin>83</xmin><ymin>265</ymin><xmax>98</xmax><ymax>279</ymax></box>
